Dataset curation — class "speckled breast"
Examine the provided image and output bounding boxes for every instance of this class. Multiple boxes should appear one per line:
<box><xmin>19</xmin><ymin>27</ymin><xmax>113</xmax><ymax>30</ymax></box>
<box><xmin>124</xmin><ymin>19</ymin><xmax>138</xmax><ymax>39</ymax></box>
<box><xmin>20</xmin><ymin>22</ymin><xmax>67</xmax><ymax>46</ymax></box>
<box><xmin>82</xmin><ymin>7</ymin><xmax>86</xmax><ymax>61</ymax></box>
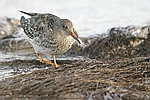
<box><xmin>31</xmin><ymin>35</ymin><xmax>74</xmax><ymax>55</ymax></box>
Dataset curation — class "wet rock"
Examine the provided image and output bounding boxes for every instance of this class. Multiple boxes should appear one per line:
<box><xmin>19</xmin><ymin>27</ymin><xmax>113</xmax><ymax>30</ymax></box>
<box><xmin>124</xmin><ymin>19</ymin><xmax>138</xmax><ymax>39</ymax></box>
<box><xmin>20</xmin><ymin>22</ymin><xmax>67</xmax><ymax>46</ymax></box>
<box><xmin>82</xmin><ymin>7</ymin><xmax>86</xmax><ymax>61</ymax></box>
<box><xmin>83</xmin><ymin>25</ymin><xmax>150</xmax><ymax>60</ymax></box>
<box><xmin>0</xmin><ymin>17</ymin><xmax>20</xmax><ymax>39</ymax></box>
<box><xmin>0</xmin><ymin>17</ymin><xmax>150</xmax><ymax>100</ymax></box>
<box><xmin>0</xmin><ymin>30</ymin><xmax>34</xmax><ymax>56</ymax></box>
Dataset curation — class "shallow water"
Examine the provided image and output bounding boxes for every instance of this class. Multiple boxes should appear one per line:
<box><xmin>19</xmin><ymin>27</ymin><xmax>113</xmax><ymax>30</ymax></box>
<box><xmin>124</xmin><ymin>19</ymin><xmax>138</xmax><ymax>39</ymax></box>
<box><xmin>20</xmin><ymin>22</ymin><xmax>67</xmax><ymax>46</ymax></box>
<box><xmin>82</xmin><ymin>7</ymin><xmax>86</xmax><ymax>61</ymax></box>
<box><xmin>1</xmin><ymin>0</ymin><xmax>150</xmax><ymax>37</ymax></box>
<box><xmin>0</xmin><ymin>51</ymin><xmax>84</xmax><ymax>80</ymax></box>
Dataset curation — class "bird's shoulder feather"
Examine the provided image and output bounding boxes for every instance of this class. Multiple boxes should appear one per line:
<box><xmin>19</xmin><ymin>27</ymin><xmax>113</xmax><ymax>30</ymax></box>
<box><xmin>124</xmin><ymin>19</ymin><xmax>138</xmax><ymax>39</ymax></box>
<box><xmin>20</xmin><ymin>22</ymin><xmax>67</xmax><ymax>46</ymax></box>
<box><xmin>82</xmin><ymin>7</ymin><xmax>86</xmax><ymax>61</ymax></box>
<box><xmin>20</xmin><ymin>12</ymin><xmax>60</xmax><ymax>39</ymax></box>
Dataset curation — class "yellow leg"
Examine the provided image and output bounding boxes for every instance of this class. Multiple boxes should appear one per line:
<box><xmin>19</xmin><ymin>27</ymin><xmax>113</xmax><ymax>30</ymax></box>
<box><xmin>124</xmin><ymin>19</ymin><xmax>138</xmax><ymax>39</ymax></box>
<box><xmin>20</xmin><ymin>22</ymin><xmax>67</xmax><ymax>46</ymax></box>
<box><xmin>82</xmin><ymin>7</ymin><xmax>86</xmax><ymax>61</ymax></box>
<box><xmin>52</xmin><ymin>55</ymin><xmax>58</xmax><ymax>68</ymax></box>
<box><xmin>36</xmin><ymin>53</ymin><xmax>54</xmax><ymax>65</ymax></box>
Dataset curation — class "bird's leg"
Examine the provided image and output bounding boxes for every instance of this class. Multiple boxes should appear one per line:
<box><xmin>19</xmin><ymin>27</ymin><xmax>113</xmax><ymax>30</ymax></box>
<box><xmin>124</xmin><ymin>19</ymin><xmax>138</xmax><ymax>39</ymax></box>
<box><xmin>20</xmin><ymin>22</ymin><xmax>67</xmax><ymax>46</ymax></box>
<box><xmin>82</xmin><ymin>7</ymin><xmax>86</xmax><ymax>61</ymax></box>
<box><xmin>52</xmin><ymin>55</ymin><xmax>58</xmax><ymax>68</ymax></box>
<box><xmin>36</xmin><ymin>53</ymin><xmax>54</xmax><ymax>65</ymax></box>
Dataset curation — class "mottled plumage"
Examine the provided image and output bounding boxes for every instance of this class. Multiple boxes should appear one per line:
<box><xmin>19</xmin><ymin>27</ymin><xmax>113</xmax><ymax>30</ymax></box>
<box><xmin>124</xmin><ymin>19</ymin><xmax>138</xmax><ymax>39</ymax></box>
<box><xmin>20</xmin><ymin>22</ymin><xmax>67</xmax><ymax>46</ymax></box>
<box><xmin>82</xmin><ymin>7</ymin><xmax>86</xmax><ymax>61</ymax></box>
<box><xmin>20</xmin><ymin>11</ymin><xmax>80</xmax><ymax>68</ymax></box>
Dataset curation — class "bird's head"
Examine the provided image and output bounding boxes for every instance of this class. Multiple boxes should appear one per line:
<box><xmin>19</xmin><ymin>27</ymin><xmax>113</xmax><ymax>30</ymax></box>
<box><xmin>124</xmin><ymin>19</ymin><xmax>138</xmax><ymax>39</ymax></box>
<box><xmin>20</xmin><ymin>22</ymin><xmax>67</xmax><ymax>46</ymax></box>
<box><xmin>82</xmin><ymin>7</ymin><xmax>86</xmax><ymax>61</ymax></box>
<box><xmin>53</xmin><ymin>19</ymin><xmax>81</xmax><ymax>44</ymax></box>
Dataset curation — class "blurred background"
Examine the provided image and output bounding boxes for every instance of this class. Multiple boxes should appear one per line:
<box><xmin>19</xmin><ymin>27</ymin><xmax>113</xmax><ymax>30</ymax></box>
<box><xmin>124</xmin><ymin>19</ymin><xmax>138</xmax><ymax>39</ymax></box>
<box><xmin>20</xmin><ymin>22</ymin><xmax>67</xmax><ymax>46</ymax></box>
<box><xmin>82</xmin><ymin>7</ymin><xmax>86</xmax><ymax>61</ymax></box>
<box><xmin>0</xmin><ymin>0</ymin><xmax>150</xmax><ymax>37</ymax></box>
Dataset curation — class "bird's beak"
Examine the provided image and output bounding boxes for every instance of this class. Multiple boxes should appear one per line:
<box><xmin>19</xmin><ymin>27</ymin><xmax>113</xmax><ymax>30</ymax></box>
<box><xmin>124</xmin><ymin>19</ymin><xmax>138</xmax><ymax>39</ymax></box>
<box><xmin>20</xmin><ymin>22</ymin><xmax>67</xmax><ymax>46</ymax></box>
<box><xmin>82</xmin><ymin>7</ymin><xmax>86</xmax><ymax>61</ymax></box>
<box><xmin>70</xmin><ymin>29</ymin><xmax>81</xmax><ymax>44</ymax></box>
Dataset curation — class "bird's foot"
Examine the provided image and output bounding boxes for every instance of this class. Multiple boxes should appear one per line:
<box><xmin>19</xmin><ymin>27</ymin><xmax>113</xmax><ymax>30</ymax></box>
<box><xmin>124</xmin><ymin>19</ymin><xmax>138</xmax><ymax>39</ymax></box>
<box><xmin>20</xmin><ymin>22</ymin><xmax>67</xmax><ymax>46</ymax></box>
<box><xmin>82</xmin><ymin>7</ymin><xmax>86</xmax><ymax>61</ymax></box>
<box><xmin>36</xmin><ymin>53</ymin><xmax>53</xmax><ymax>65</ymax></box>
<box><xmin>53</xmin><ymin>63</ymin><xmax>59</xmax><ymax>68</ymax></box>
<box><xmin>39</xmin><ymin>58</ymin><xmax>53</xmax><ymax>64</ymax></box>
<box><xmin>52</xmin><ymin>55</ymin><xmax>59</xmax><ymax>68</ymax></box>
<box><xmin>40</xmin><ymin>58</ymin><xmax>59</xmax><ymax>68</ymax></box>
<box><xmin>36</xmin><ymin>53</ymin><xmax>59</xmax><ymax>68</ymax></box>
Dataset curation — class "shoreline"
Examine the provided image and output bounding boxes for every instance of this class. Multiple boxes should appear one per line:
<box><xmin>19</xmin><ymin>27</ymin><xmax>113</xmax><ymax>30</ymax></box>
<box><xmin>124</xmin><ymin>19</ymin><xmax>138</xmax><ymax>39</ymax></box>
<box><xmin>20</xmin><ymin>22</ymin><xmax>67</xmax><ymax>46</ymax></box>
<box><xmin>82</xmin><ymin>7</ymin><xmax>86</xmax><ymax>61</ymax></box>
<box><xmin>0</xmin><ymin>17</ymin><xmax>149</xmax><ymax>100</ymax></box>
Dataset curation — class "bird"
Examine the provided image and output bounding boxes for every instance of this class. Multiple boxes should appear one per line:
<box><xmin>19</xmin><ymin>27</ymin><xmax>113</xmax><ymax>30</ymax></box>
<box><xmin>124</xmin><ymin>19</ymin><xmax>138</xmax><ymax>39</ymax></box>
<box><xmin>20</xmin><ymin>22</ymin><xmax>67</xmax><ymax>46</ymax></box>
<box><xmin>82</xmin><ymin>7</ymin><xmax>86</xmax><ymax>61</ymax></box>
<box><xmin>19</xmin><ymin>10</ymin><xmax>81</xmax><ymax>68</ymax></box>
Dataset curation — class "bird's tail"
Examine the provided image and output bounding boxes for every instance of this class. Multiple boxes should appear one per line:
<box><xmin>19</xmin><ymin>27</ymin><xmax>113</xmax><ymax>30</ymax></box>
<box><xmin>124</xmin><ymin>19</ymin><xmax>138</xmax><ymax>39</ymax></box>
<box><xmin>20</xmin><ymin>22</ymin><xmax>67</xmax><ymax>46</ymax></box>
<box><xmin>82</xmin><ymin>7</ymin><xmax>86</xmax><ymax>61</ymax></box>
<box><xmin>19</xmin><ymin>10</ymin><xmax>37</xmax><ymax>16</ymax></box>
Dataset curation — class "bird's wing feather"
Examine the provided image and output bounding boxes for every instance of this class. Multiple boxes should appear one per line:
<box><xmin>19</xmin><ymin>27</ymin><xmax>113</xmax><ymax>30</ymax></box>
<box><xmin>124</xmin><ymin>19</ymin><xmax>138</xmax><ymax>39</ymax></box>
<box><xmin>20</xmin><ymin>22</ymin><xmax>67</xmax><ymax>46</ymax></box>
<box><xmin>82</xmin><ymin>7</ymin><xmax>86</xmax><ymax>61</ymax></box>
<box><xmin>20</xmin><ymin>11</ymin><xmax>60</xmax><ymax>39</ymax></box>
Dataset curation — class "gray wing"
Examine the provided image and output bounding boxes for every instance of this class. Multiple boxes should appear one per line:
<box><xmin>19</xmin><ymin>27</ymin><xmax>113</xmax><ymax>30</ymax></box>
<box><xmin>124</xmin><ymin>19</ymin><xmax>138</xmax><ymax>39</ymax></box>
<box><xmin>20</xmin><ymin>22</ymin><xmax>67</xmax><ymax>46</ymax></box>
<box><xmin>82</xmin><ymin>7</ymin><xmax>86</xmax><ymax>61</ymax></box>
<box><xmin>20</xmin><ymin>11</ymin><xmax>60</xmax><ymax>39</ymax></box>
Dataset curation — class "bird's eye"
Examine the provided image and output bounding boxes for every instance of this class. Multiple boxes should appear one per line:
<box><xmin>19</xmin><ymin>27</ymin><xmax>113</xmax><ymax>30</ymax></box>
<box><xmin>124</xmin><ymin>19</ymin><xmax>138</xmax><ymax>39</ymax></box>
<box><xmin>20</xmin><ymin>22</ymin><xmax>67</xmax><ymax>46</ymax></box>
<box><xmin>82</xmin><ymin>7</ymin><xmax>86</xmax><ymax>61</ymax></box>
<box><xmin>62</xmin><ymin>25</ymin><xmax>67</xmax><ymax>29</ymax></box>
